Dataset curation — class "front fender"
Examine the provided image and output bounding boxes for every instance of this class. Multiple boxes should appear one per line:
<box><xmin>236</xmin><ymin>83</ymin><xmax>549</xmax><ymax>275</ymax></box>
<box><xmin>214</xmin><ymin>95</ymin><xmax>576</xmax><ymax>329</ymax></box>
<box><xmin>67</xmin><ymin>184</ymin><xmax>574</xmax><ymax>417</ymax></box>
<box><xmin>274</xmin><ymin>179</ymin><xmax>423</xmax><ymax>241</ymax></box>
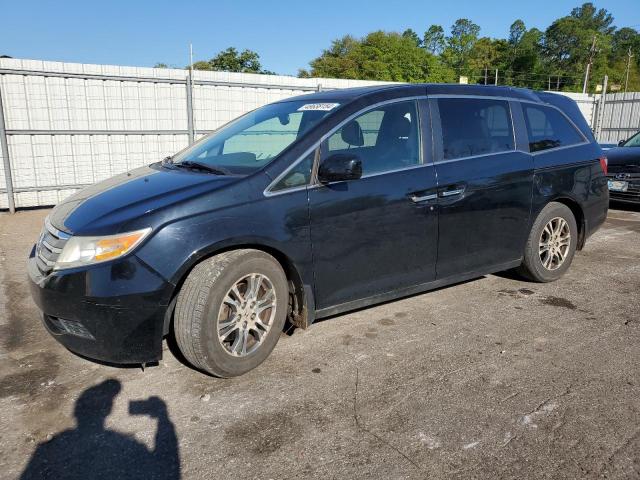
<box><xmin>135</xmin><ymin>190</ymin><xmax>313</xmax><ymax>297</ymax></box>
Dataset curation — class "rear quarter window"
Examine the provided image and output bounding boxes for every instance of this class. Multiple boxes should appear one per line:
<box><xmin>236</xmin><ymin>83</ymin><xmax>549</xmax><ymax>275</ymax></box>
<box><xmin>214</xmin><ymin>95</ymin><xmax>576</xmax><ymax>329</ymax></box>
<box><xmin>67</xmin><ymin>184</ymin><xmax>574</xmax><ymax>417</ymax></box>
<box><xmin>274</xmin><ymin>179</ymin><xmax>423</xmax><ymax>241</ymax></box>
<box><xmin>522</xmin><ymin>104</ymin><xmax>585</xmax><ymax>153</ymax></box>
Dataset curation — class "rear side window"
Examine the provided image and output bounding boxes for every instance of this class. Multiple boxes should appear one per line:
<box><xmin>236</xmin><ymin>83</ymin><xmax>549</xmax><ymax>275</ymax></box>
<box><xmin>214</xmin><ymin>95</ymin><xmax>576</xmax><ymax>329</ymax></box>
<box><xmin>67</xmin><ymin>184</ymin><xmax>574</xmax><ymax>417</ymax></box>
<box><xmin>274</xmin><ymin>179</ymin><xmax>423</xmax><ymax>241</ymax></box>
<box><xmin>438</xmin><ymin>98</ymin><xmax>514</xmax><ymax>160</ymax></box>
<box><xmin>522</xmin><ymin>104</ymin><xmax>585</xmax><ymax>153</ymax></box>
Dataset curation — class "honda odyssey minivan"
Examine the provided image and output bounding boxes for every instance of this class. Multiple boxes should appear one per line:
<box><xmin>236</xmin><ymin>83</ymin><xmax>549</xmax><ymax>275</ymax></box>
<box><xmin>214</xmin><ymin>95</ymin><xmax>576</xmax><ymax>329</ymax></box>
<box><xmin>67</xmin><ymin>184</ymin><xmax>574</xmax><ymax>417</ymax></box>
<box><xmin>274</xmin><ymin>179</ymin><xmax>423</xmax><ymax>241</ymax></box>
<box><xmin>28</xmin><ymin>84</ymin><xmax>609</xmax><ymax>377</ymax></box>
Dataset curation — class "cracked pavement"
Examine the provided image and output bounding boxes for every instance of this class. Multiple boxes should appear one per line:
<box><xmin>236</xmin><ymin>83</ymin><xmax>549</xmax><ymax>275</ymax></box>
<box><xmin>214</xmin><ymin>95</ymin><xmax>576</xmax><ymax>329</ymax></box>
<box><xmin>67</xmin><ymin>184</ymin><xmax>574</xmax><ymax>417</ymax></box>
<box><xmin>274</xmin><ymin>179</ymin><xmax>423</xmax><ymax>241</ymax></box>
<box><xmin>0</xmin><ymin>205</ymin><xmax>639</xmax><ymax>479</ymax></box>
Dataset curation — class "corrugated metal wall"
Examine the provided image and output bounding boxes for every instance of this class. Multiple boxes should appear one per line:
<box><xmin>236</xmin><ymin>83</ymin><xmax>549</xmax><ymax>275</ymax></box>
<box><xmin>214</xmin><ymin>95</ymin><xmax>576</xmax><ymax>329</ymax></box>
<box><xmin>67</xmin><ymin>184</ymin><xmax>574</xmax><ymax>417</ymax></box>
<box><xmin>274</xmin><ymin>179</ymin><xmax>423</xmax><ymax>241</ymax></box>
<box><xmin>1</xmin><ymin>58</ymin><xmax>638</xmax><ymax>210</ymax></box>
<box><xmin>0</xmin><ymin>58</ymin><xmax>388</xmax><ymax>209</ymax></box>
<box><xmin>596</xmin><ymin>92</ymin><xmax>640</xmax><ymax>143</ymax></box>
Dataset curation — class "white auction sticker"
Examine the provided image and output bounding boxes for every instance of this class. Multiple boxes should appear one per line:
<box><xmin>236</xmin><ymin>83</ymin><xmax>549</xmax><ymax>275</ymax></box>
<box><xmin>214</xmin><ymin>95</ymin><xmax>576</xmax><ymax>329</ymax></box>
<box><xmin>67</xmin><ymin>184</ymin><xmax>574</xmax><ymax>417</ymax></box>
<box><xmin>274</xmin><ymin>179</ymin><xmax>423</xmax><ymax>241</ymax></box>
<box><xmin>297</xmin><ymin>103</ymin><xmax>340</xmax><ymax>112</ymax></box>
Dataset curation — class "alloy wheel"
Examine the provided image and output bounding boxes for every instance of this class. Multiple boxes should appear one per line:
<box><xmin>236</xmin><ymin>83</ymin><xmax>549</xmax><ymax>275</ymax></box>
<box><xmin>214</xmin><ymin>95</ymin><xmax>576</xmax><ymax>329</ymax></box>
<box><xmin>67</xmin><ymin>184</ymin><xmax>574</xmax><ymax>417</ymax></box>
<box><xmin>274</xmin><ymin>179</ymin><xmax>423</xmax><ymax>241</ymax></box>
<box><xmin>217</xmin><ymin>273</ymin><xmax>277</xmax><ymax>357</ymax></box>
<box><xmin>539</xmin><ymin>217</ymin><xmax>571</xmax><ymax>271</ymax></box>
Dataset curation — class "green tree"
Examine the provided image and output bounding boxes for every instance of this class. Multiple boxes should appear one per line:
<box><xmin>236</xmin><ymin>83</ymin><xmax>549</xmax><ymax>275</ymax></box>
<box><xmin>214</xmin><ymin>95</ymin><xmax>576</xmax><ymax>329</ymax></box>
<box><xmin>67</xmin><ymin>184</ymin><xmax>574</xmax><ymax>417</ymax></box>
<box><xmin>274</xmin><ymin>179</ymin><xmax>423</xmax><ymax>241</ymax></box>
<box><xmin>443</xmin><ymin>19</ymin><xmax>481</xmax><ymax>77</ymax></box>
<box><xmin>509</xmin><ymin>20</ymin><xmax>526</xmax><ymax>46</ymax></box>
<box><xmin>402</xmin><ymin>29</ymin><xmax>422</xmax><ymax>47</ymax></box>
<box><xmin>511</xmin><ymin>28</ymin><xmax>545</xmax><ymax>88</ymax></box>
<box><xmin>302</xmin><ymin>31</ymin><xmax>447</xmax><ymax>82</ymax></box>
<box><xmin>544</xmin><ymin>3</ymin><xmax>615</xmax><ymax>92</ymax></box>
<box><xmin>191</xmin><ymin>60</ymin><xmax>213</xmax><ymax>71</ymax></box>
<box><xmin>570</xmin><ymin>2</ymin><xmax>614</xmax><ymax>34</ymax></box>
<box><xmin>470</xmin><ymin>38</ymin><xmax>499</xmax><ymax>82</ymax></box>
<box><xmin>299</xmin><ymin>3</ymin><xmax>636</xmax><ymax>91</ymax></box>
<box><xmin>191</xmin><ymin>47</ymin><xmax>272</xmax><ymax>74</ymax></box>
<box><xmin>299</xmin><ymin>35</ymin><xmax>361</xmax><ymax>78</ymax></box>
<box><xmin>499</xmin><ymin>20</ymin><xmax>547</xmax><ymax>88</ymax></box>
<box><xmin>423</xmin><ymin>25</ymin><xmax>446</xmax><ymax>55</ymax></box>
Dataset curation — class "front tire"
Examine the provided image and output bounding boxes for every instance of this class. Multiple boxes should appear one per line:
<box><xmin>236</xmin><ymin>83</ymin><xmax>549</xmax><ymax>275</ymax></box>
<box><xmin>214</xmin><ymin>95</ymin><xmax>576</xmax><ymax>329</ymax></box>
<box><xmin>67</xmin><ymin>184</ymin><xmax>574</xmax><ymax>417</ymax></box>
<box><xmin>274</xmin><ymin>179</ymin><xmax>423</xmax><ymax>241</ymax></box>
<box><xmin>174</xmin><ymin>249</ymin><xmax>288</xmax><ymax>377</ymax></box>
<box><xmin>517</xmin><ymin>202</ymin><xmax>578</xmax><ymax>282</ymax></box>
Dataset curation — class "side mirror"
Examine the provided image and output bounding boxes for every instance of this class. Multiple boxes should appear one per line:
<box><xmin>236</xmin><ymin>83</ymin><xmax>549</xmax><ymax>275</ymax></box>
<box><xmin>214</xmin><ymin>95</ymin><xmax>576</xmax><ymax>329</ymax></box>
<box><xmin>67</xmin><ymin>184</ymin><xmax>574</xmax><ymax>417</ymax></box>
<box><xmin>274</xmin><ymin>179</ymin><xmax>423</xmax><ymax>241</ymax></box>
<box><xmin>318</xmin><ymin>153</ymin><xmax>362</xmax><ymax>183</ymax></box>
<box><xmin>618</xmin><ymin>139</ymin><xmax>626</xmax><ymax>146</ymax></box>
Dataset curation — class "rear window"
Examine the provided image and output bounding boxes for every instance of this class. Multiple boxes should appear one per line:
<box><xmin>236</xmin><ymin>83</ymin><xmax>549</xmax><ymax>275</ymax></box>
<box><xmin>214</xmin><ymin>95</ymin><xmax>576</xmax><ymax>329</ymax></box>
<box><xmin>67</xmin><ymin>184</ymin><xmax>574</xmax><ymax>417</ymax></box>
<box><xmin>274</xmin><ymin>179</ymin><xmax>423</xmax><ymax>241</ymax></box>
<box><xmin>522</xmin><ymin>104</ymin><xmax>585</xmax><ymax>153</ymax></box>
<box><xmin>437</xmin><ymin>98</ymin><xmax>515</xmax><ymax>161</ymax></box>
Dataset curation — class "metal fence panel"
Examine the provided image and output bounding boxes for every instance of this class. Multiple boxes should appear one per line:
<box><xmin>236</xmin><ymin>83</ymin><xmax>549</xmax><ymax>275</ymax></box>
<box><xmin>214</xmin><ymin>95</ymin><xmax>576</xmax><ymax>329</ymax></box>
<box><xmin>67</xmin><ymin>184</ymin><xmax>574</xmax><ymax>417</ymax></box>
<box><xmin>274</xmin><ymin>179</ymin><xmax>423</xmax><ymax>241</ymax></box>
<box><xmin>596</xmin><ymin>91</ymin><xmax>640</xmax><ymax>143</ymax></box>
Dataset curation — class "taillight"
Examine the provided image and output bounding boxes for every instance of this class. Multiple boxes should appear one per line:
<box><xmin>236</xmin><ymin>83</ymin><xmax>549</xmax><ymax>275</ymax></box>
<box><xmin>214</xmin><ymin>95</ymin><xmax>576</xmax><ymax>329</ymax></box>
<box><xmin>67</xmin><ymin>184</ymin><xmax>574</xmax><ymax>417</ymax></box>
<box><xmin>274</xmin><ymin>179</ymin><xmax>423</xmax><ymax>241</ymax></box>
<box><xmin>599</xmin><ymin>156</ymin><xmax>608</xmax><ymax>175</ymax></box>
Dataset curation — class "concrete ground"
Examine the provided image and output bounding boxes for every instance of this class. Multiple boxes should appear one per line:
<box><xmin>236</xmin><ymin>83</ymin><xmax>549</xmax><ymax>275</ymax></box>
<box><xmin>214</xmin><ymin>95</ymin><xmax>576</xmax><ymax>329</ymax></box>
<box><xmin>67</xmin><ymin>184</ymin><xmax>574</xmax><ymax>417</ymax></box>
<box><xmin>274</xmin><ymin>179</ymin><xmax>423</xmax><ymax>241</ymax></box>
<box><xmin>0</xmin><ymin>206</ymin><xmax>638</xmax><ymax>480</ymax></box>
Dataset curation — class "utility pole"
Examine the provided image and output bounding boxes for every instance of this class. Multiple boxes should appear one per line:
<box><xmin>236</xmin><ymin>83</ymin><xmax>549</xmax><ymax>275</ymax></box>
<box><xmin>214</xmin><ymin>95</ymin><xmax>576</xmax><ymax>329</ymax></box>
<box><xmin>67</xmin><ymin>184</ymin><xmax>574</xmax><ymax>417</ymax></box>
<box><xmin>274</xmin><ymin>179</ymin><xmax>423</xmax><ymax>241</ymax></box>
<box><xmin>190</xmin><ymin>43</ymin><xmax>196</xmax><ymax>139</ymax></box>
<box><xmin>556</xmin><ymin>76</ymin><xmax>560</xmax><ymax>90</ymax></box>
<box><xmin>0</xmin><ymin>82</ymin><xmax>16</xmax><ymax>213</ymax></box>
<box><xmin>583</xmin><ymin>35</ymin><xmax>598</xmax><ymax>94</ymax></box>
<box><xmin>484</xmin><ymin>67</ymin><xmax>488</xmax><ymax>85</ymax></box>
<box><xmin>494</xmin><ymin>68</ymin><xmax>498</xmax><ymax>86</ymax></box>
<box><xmin>624</xmin><ymin>47</ymin><xmax>634</xmax><ymax>93</ymax></box>
<box><xmin>186</xmin><ymin>43</ymin><xmax>196</xmax><ymax>144</ymax></box>
<box><xmin>548</xmin><ymin>76</ymin><xmax>551</xmax><ymax>91</ymax></box>
<box><xmin>594</xmin><ymin>75</ymin><xmax>608</xmax><ymax>141</ymax></box>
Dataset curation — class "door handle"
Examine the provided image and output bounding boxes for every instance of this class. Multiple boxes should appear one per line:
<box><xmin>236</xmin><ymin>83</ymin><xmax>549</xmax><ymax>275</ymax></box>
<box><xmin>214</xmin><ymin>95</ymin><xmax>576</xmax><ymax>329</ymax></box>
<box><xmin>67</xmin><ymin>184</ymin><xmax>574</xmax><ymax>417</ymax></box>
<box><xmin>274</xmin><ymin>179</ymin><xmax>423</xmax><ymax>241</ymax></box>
<box><xmin>439</xmin><ymin>188</ymin><xmax>465</xmax><ymax>197</ymax></box>
<box><xmin>410</xmin><ymin>193</ymin><xmax>438</xmax><ymax>203</ymax></box>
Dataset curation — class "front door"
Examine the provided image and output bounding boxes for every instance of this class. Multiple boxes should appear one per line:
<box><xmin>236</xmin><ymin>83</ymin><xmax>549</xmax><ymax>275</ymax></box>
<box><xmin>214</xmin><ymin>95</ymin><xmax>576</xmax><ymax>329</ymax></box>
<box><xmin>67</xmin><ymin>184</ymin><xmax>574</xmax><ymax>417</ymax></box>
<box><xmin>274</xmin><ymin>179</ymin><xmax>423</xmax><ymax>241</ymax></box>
<box><xmin>430</xmin><ymin>97</ymin><xmax>534</xmax><ymax>279</ymax></box>
<box><xmin>308</xmin><ymin>99</ymin><xmax>439</xmax><ymax>310</ymax></box>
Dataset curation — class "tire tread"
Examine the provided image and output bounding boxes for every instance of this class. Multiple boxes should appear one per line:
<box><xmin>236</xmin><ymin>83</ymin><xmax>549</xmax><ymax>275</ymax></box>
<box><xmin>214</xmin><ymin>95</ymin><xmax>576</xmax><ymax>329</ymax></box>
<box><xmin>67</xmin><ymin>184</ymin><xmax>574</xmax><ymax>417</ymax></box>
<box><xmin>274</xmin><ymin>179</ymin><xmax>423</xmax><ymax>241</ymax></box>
<box><xmin>517</xmin><ymin>202</ymin><xmax>577</xmax><ymax>283</ymax></box>
<box><xmin>174</xmin><ymin>250</ymin><xmax>248</xmax><ymax>375</ymax></box>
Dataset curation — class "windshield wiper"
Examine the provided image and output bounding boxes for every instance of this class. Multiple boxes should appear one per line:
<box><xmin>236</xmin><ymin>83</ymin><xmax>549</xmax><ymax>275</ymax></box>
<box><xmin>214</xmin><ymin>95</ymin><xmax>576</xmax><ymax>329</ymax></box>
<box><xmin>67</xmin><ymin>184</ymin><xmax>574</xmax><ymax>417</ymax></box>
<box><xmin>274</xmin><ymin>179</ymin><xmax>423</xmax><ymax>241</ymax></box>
<box><xmin>174</xmin><ymin>161</ymin><xmax>229</xmax><ymax>175</ymax></box>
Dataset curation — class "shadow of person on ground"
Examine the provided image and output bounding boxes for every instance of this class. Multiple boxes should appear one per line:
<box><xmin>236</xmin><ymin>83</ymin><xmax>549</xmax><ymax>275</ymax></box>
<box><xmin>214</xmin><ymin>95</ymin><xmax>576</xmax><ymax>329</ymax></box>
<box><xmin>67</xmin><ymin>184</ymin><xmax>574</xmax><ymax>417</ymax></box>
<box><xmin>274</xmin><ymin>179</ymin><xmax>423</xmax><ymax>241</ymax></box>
<box><xmin>20</xmin><ymin>379</ymin><xmax>180</xmax><ymax>479</ymax></box>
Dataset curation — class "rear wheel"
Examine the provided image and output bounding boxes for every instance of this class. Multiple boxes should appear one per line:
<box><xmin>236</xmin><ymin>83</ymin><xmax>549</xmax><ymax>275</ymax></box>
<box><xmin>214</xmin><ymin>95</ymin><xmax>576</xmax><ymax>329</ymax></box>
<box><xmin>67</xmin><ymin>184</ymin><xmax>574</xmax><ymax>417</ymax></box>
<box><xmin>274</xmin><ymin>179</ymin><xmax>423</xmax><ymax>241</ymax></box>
<box><xmin>517</xmin><ymin>202</ymin><xmax>578</xmax><ymax>282</ymax></box>
<box><xmin>174</xmin><ymin>249</ymin><xmax>288</xmax><ymax>377</ymax></box>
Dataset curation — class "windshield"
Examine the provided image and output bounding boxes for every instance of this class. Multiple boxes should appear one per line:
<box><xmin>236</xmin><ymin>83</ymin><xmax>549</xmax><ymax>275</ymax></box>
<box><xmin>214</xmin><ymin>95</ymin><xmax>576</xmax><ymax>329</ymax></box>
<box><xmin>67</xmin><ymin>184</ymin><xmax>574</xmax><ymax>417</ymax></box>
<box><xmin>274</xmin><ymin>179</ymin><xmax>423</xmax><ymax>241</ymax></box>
<box><xmin>623</xmin><ymin>132</ymin><xmax>640</xmax><ymax>147</ymax></box>
<box><xmin>171</xmin><ymin>100</ymin><xmax>339</xmax><ymax>174</ymax></box>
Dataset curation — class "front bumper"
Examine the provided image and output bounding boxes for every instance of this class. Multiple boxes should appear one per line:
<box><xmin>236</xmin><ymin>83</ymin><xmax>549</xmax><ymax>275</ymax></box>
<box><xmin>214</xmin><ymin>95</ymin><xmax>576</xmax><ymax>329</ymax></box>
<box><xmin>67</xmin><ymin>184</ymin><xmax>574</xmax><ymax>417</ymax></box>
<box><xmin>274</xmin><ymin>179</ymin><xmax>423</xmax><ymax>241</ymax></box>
<box><xmin>28</xmin><ymin>246</ymin><xmax>174</xmax><ymax>364</ymax></box>
<box><xmin>607</xmin><ymin>174</ymin><xmax>640</xmax><ymax>203</ymax></box>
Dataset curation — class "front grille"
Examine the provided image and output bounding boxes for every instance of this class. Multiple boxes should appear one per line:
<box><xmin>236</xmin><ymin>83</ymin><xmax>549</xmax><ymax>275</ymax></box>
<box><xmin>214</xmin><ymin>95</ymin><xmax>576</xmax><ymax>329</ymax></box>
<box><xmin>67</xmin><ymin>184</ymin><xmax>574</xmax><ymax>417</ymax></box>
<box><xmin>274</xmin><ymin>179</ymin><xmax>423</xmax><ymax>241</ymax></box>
<box><xmin>35</xmin><ymin>218</ymin><xmax>70</xmax><ymax>275</ymax></box>
<box><xmin>607</xmin><ymin>174</ymin><xmax>640</xmax><ymax>200</ymax></box>
<box><xmin>609</xmin><ymin>164</ymin><xmax>640</xmax><ymax>175</ymax></box>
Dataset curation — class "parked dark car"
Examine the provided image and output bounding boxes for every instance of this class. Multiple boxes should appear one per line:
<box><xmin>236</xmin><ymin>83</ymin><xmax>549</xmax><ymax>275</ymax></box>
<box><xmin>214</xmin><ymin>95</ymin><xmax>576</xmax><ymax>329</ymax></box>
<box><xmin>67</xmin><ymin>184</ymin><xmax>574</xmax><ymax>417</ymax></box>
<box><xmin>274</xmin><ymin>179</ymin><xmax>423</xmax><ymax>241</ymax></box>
<box><xmin>599</xmin><ymin>142</ymin><xmax>617</xmax><ymax>150</ymax></box>
<box><xmin>605</xmin><ymin>131</ymin><xmax>640</xmax><ymax>203</ymax></box>
<box><xmin>28</xmin><ymin>84</ymin><xmax>609</xmax><ymax>377</ymax></box>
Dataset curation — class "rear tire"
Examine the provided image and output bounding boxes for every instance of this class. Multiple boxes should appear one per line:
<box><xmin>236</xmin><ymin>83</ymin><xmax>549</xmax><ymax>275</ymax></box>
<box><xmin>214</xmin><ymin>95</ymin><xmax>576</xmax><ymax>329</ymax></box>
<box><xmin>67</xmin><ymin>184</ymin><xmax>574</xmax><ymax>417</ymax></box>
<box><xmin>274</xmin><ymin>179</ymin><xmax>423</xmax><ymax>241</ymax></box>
<box><xmin>517</xmin><ymin>202</ymin><xmax>578</xmax><ymax>282</ymax></box>
<box><xmin>174</xmin><ymin>249</ymin><xmax>288</xmax><ymax>377</ymax></box>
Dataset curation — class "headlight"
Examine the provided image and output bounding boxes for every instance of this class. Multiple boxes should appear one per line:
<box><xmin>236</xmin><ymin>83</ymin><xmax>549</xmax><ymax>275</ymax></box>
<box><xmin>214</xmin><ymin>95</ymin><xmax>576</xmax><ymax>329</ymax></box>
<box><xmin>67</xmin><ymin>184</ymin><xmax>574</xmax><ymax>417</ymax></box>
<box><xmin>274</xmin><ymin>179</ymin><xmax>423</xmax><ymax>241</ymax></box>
<box><xmin>54</xmin><ymin>228</ymin><xmax>152</xmax><ymax>270</ymax></box>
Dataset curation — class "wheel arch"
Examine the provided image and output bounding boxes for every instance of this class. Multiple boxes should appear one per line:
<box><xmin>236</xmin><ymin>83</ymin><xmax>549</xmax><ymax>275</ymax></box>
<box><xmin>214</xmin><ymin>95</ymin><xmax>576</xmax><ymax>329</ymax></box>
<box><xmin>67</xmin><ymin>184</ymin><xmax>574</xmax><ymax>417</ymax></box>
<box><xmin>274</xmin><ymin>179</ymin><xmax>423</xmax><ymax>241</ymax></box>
<box><xmin>163</xmin><ymin>242</ymin><xmax>312</xmax><ymax>336</ymax></box>
<box><xmin>547</xmin><ymin>196</ymin><xmax>586</xmax><ymax>250</ymax></box>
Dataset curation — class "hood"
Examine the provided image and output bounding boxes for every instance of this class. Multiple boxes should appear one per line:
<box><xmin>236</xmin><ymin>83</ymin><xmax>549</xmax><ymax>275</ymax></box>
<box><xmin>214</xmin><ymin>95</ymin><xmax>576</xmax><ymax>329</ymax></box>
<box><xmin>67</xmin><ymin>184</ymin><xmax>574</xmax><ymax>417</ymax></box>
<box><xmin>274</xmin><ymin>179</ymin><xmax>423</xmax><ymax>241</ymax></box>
<box><xmin>605</xmin><ymin>147</ymin><xmax>640</xmax><ymax>174</ymax></box>
<box><xmin>49</xmin><ymin>164</ymin><xmax>239</xmax><ymax>235</ymax></box>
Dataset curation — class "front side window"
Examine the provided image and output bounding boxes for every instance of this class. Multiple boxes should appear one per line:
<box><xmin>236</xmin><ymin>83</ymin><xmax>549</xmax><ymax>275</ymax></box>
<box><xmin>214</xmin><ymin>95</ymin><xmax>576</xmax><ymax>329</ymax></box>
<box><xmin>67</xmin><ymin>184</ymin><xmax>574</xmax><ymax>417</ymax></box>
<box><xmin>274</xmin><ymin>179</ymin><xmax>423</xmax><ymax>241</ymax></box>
<box><xmin>522</xmin><ymin>104</ymin><xmax>585</xmax><ymax>153</ymax></box>
<box><xmin>438</xmin><ymin>98</ymin><xmax>515</xmax><ymax>160</ymax></box>
<box><xmin>171</xmin><ymin>101</ymin><xmax>338</xmax><ymax>175</ymax></box>
<box><xmin>270</xmin><ymin>151</ymin><xmax>315</xmax><ymax>192</ymax></box>
<box><xmin>323</xmin><ymin>100</ymin><xmax>421</xmax><ymax>176</ymax></box>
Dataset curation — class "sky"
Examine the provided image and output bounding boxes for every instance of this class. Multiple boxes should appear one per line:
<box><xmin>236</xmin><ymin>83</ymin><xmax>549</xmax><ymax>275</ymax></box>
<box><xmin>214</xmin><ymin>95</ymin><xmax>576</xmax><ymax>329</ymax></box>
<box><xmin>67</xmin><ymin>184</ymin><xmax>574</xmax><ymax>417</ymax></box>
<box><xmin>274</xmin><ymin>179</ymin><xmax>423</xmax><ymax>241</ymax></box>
<box><xmin>1</xmin><ymin>0</ymin><xmax>638</xmax><ymax>76</ymax></box>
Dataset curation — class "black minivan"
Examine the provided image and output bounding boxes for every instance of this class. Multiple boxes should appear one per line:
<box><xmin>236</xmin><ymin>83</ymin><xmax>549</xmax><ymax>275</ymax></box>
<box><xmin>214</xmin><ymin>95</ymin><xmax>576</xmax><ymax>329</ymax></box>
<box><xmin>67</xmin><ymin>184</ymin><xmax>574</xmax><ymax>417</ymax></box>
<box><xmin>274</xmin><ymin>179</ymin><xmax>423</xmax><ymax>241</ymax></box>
<box><xmin>28</xmin><ymin>84</ymin><xmax>609</xmax><ymax>377</ymax></box>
